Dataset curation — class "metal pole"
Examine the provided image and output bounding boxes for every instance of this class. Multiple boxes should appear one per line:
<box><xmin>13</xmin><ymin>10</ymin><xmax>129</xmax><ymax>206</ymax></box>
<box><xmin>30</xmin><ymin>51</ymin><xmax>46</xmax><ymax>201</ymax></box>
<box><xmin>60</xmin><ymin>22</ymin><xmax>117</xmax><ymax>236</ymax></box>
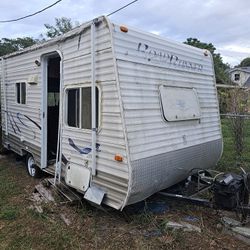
<box><xmin>91</xmin><ymin>20</ymin><xmax>97</xmax><ymax>176</ymax></box>
<box><xmin>158</xmin><ymin>192</ymin><xmax>213</xmax><ymax>208</ymax></box>
<box><xmin>54</xmin><ymin>51</ymin><xmax>63</xmax><ymax>185</ymax></box>
<box><xmin>1</xmin><ymin>58</ymin><xmax>8</xmax><ymax>135</ymax></box>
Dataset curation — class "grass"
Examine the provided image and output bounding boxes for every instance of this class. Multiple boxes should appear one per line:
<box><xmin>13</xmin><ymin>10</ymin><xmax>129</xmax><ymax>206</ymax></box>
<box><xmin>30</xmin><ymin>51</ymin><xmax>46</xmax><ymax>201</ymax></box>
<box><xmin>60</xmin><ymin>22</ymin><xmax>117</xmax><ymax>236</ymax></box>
<box><xmin>217</xmin><ymin>118</ymin><xmax>250</xmax><ymax>173</ymax></box>
<box><xmin>0</xmin><ymin>157</ymin><xmax>86</xmax><ymax>249</ymax></box>
<box><xmin>0</xmin><ymin>154</ymin><xmax>168</xmax><ymax>249</ymax></box>
<box><xmin>0</xmin><ymin>206</ymin><xmax>19</xmax><ymax>220</ymax></box>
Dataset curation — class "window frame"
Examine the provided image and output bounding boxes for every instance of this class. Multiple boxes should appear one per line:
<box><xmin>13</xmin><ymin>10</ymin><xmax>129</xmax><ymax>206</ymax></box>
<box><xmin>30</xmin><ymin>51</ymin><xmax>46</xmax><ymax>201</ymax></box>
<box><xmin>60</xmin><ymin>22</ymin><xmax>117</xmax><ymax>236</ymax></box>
<box><xmin>234</xmin><ymin>73</ymin><xmax>240</xmax><ymax>81</ymax></box>
<box><xmin>65</xmin><ymin>84</ymin><xmax>101</xmax><ymax>132</ymax></box>
<box><xmin>15</xmin><ymin>82</ymin><xmax>26</xmax><ymax>105</ymax></box>
<box><xmin>67</xmin><ymin>88</ymin><xmax>80</xmax><ymax>128</ymax></box>
<box><xmin>159</xmin><ymin>85</ymin><xmax>201</xmax><ymax>122</ymax></box>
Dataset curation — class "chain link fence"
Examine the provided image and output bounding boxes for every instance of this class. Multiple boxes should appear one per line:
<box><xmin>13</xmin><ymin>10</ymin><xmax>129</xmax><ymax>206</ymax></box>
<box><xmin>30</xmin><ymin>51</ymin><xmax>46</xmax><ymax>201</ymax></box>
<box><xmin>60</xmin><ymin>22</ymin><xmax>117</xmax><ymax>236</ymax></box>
<box><xmin>217</xmin><ymin>86</ymin><xmax>250</xmax><ymax>173</ymax></box>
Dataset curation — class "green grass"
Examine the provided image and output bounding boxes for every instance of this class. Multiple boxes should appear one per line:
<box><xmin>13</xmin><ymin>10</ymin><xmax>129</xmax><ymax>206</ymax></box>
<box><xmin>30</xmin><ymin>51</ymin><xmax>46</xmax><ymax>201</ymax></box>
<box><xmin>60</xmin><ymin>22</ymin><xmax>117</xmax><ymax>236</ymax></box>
<box><xmin>0</xmin><ymin>158</ymin><xmax>87</xmax><ymax>250</ymax></box>
<box><xmin>0</xmin><ymin>168</ymin><xmax>21</xmax><ymax>205</ymax></box>
<box><xmin>217</xmin><ymin>118</ymin><xmax>250</xmax><ymax>173</ymax></box>
<box><xmin>0</xmin><ymin>206</ymin><xmax>19</xmax><ymax>220</ymax></box>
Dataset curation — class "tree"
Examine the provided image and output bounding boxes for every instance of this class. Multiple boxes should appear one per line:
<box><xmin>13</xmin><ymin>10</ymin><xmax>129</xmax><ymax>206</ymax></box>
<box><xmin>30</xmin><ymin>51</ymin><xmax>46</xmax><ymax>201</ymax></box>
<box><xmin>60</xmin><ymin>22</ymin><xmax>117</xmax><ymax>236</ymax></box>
<box><xmin>239</xmin><ymin>57</ymin><xmax>250</xmax><ymax>67</ymax></box>
<box><xmin>0</xmin><ymin>37</ymin><xmax>37</xmax><ymax>56</ymax></box>
<box><xmin>44</xmin><ymin>17</ymin><xmax>78</xmax><ymax>38</ymax></box>
<box><xmin>184</xmin><ymin>38</ymin><xmax>230</xmax><ymax>84</ymax></box>
<box><xmin>0</xmin><ymin>17</ymin><xmax>78</xmax><ymax>56</ymax></box>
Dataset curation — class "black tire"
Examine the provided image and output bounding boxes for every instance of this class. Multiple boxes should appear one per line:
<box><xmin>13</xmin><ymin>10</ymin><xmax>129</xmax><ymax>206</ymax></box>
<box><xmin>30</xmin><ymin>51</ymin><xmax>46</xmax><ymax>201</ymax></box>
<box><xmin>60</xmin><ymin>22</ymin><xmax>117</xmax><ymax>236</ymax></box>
<box><xmin>25</xmin><ymin>154</ymin><xmax>43</xmax><ymax>178</ymax></box>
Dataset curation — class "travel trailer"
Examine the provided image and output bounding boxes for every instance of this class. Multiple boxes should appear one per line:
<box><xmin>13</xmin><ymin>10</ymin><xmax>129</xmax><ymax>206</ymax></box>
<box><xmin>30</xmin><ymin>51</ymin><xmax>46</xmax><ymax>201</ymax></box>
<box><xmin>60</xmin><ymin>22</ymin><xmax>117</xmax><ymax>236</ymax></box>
<box><xmin>0</xmin><ymin>16</ymin><xmax>222</xmax><ymax>210</ymax></box>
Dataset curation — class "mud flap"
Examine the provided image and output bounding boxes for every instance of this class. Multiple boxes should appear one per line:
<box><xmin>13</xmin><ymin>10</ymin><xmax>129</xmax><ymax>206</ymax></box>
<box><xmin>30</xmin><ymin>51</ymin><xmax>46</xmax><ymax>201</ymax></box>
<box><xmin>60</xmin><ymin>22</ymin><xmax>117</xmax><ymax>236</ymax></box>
<box><xmin>84</xmin><ymin>185</ymin><xmax>105</xmax><ymax>205</ymax></box>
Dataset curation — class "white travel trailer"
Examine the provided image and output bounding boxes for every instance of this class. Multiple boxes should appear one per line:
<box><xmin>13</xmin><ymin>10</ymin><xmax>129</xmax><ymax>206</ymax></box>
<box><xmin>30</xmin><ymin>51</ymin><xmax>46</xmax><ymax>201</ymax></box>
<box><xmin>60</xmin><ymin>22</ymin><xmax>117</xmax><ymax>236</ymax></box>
<box><xmin>0</xmin><ymin>16</ymin><xmax>222</xmax><ymax>210</ymax></box>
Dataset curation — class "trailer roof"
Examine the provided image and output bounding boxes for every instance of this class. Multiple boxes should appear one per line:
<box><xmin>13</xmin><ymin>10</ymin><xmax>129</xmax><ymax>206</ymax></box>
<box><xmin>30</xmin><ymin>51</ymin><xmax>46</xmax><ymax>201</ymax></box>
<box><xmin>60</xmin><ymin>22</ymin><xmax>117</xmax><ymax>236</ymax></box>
<box><xmin>2</xmin><ymin>16</ymin><xmax>105</xmax><ymax>59</ymax></box>
<box><xmin>2</xmin><ymin>15</ymin><xmax>206</xmax><ymax>59</ymax></box>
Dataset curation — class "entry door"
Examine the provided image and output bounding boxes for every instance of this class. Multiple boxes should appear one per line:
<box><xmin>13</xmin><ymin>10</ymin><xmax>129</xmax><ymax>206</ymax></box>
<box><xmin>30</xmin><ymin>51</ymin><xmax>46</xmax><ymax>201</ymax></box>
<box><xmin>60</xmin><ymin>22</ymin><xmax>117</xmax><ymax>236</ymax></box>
<box><xmin>41</xmin><ymin>52</ymin><xmax>62</xmax><ymax>169</ymax></box>
<box><xmin>63</xmin><ymin>86</ymin><xmax>99</xmax><ymax>191</ymax></box>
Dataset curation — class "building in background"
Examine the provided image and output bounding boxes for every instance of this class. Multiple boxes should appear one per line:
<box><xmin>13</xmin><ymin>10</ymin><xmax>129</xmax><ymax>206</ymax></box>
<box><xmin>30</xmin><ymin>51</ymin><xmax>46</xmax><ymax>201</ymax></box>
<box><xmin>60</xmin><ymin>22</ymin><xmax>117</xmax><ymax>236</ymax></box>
<box><xmin>229</xmin><ymin>67</ymin><xmax>250</xmax><ymax>87</ymax></box>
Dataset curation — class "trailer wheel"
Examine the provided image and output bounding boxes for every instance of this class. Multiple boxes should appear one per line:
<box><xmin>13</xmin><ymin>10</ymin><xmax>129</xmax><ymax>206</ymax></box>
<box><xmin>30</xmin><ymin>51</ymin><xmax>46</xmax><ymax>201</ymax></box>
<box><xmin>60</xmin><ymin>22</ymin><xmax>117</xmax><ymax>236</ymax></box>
<box><xmin>25</xmin><ymin>154</ymin><xmax>42</xmax><ymax>178</ymax></box>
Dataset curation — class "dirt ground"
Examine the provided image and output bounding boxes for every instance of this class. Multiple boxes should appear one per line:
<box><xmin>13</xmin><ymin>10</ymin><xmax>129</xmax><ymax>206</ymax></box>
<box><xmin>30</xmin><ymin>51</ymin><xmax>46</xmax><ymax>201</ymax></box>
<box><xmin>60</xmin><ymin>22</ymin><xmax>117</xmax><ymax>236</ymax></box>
<box><xmin>0</xmin><ymin>153</ymin><xmax>249</xmax><ymax>250</ymax></box>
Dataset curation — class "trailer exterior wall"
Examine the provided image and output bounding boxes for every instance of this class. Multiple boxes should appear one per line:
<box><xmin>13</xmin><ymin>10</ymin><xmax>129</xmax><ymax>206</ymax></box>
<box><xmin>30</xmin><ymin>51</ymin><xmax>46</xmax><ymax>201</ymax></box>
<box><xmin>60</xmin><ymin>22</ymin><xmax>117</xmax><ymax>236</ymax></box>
<box><xmin>0</xmin><ymin>45</ymin><xmax>58</xmax><ymax>163</ymax></box>
<box><xmin>111</xmin><ymin>23</ymin><xmax>223</xmax><ymax>206</ymax></box>
<box><xmin>1</xmin><ymin>18</ymin><xmax>130</xmax><ymax>210</ymax></box>
<box><xmin>59</xmin><ymin>20</ymin><xmax>130</xmax><ymax>209</ymax></box>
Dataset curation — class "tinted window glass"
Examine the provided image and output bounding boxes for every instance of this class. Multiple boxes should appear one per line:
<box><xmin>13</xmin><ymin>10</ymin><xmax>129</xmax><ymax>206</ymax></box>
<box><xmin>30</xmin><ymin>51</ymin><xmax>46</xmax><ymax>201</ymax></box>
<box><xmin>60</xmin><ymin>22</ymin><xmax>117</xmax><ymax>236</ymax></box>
<box><xmin>67</xmin><ymin>87</ymin><xmax>99</xmax><ymax>129</ymax></box>
<box><xmin>16</xmin><ymin>82</ymin><xmax>26</xmax><ymax>104</ymax></box>
<box><xmin>67</xmin><ymin>89</ymin><xmax>79</xmax><ymax>127</ymax></box>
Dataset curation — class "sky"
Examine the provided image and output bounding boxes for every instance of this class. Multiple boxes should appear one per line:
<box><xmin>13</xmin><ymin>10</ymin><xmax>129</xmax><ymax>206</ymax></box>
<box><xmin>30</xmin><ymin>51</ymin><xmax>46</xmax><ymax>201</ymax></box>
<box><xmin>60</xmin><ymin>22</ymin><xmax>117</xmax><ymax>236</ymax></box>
<box><xmin>0</xmin><ymin>0</ymin><xmax>249</xmax><ymax>66</ymax></box>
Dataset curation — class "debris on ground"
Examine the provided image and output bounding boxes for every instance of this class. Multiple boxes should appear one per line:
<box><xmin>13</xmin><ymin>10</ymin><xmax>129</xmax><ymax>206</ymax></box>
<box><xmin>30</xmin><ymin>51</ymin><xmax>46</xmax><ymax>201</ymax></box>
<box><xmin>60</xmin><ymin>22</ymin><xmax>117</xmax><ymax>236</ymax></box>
<box><xmin>165</xmin><ymin>221</ymin><xmax>201</xmax><ymax>233</ymax></box>
<box><xmin>60</xmin><ymin>213</ymin><xmax>71</xmax><ymax>226</ymax></box>
<box><xmin>143</xmin><ymin>229</ymin><xmax>162</xmax><ymax>237</ymax></box>
<box><xmin>27</xmin><ymin>182</ymin><xmax>56</xmax><ymax>213</ymax></box>
<box><xmin>34</xmin><ymin>183</ymin><xmax>55</xmax><ymax>203</ymax></box>
<box><xmin>232</xmin><ymin>226</ymin><xmax>250</xmax><ymax>238</ymax></box>
<box><xmin>226</xmin><ymin>226</ymin><xmax>250</xmax><ymax>245</ymax></box>
<box><xmin>221</xmin><ymin>216</ymin><xmax>242</xmax><ymax>228</ymax></box>
<box><xmin>28</xmin><ymin>204</ymin><xmax>43</xmax><ymax>214</ymax></box>
<box><xmin>220</xmin><ymin>215</ymin><xmax>250</xmax><ymax>245</ymax></box>
<box><xmin>29</xmin><ymin>178</ymin><xmax>250</xmax><ymax>246</ymax></box>
<box><xmin>183</xmin><ymin>215</ymin><xmax>199</xmax><ymax>223</ymax></box>
<box><xmin>29</xmin><ymin>191</ymin><xmax>45</xmax><ymax>203</ymax></box>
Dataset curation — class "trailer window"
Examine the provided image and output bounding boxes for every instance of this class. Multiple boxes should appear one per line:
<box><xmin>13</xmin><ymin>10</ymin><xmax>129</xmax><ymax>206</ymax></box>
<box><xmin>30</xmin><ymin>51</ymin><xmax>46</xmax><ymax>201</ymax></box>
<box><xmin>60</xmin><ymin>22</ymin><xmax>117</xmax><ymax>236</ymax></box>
<box><xmin>159</xmin><ymin>85</ymin><xmax>200</xmax><ymax>122</ymax></box>
<box><xmin>16</xmin><ymin>82</ymin><xmax>26</xmax><ymax>104</ymax></box>
<box><xmin>67</xmin><ymin>87</ymin><xmax>99</xmax><ymax>129</ymax></box>
<box><xmin>67</xmin><ymin>89</ymin><xmax>80</xmax><ymax>127</ymax></box>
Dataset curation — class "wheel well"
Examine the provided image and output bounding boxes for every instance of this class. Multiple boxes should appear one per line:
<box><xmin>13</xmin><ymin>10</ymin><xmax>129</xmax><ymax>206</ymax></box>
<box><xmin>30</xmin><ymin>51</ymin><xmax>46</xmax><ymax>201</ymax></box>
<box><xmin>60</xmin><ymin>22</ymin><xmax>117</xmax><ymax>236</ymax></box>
<box><xmin>21</xmin><ymin>150</ymin><xmax>35</xmax><ymax>163</ymax></box>
<box><xmin>21</xmin><ymin>149</ymin><xmax>30</xmax><ymax>157</ymax></box>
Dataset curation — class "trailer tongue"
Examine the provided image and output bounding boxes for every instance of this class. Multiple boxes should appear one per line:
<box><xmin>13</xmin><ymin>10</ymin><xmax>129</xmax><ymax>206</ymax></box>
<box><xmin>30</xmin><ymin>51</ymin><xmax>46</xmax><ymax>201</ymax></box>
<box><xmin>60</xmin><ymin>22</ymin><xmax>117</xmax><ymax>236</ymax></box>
<box><xmin>159</xmin><ymin>169</ymin><xmax>250</xmax><ymax>221</ymax></box>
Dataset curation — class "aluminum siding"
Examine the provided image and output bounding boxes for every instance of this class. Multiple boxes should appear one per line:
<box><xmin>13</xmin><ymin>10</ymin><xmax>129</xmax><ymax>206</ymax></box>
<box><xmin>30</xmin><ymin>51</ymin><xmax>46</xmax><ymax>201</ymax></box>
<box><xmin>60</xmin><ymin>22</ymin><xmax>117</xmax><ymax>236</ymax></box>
<box><xmin>112</xmin><ymin>24</ymin><xmax>221</xmax><ymax>159</ymax></box>
<box><xmin>111</xmin><ymin>23</ymin><xmax>222</xmax><ymax>205</ymax></box>
<box><xmin>1</xmin><ymin>46</ymin><xmax>58</xmax><ymax>161</ymax></box>
<box><xmin>60</xmin><ymin>19</ymin><xmax>129</xmax><ymax>209</ymax></box>
<box><xmin>1</xmin><ymin>18</ymin><xmax>130</xmax><ymax>210</ymax></box>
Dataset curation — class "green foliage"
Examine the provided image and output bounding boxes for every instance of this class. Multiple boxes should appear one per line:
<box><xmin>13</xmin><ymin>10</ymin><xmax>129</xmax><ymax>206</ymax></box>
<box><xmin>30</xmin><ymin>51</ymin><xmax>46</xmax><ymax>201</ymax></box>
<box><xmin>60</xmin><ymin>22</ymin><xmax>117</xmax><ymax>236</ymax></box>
<box><xmin>239</xmin><ymin>57</ymin><xmax>250</xmax><ymax>67</ymax></box>
<box><xmin>184</xmin><ymin>38</ymin><xmax>230</xmax><ymax>84</ymax></box>
<box><xmin>44</xmin><ymin>17</ymin><xmax>78</xmax><ymax>38</ymax></box>
<box><xmin>228</xmin><ymin>89</ymin><xmax>248</xmax><ymax>156</ymax></box>
<box><xmin>0</xmin><ymin>17</ymin><xmax>77</xmax><ymax>56</ymax></box>
<box><xmin>0</xmin><ymin>37</ymin><xmax>37</xmax><ymax>56</ymax></box>
<box><xmin>217</xmin><ymin>88</ymin><xmax>230</xmax><ymax>113</ymax></box>
<box><xmin>0</xmin><ymin>167</ymin><xmax>21</xmax><ymax>206</ymax></box>
<box><xmin>218</xmin><ymin>88</ymin><xmax>249</xmax><ymax>158</ymax></box>
<box><xmin>0</xmin><ymin>206</ymin><xmax>19</xmax><ymax>220</ymax></box>
<box><xmin>184</xmin><ymin>38</ymin><xmax>216</xmax><ymax>53</ymax></box>
<box><xmin>217</xmin><ymin>118</ymin><xmax>250</xmax><ymax>173</ymax></box>
<box><xmin>132</xmin><ymin>210</ymin><xmax>154</xmax><ymax>225</ymax></box>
